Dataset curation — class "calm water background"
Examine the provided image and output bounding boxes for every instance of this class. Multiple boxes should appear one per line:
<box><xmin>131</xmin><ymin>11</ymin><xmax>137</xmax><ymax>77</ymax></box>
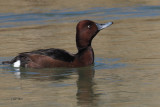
<box><xmin>0</xmin><ymin>0</ymin><xmax>160</xmax><ymax>107</ymax></box>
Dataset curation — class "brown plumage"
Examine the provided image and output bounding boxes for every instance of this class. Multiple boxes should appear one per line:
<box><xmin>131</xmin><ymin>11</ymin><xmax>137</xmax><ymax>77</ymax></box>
<box><xmin>2</xmin><ymin>20</ymin><xmax>113</xmax><ymax>68</ymax></box>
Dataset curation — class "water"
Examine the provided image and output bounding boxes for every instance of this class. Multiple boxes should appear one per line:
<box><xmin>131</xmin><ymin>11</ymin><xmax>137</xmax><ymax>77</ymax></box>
<box><xmin>0</xmin><ymin>5</ymin><xmax>160</xmax><ymax>28</ymax></box>
<box><xmin>1</xmin><ymin>0</ymin><xmax>160</xmax><ymax>107</ymax></box>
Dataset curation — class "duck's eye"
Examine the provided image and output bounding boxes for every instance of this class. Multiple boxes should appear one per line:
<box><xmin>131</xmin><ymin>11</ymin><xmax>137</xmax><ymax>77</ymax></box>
<box><xmin>88</xmin><ymin>25</ymin><xmax>91</xmax><ymax>29</ymax></box>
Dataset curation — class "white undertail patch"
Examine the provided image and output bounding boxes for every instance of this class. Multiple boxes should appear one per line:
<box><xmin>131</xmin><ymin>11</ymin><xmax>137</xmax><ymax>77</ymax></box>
<box><xmin>13</xmin><ymin>60</ymin><xmax>21</xmax><ymax>68</ymax></box>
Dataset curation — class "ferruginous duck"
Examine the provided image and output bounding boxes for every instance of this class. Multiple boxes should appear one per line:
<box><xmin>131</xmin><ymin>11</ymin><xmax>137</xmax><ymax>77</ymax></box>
<box><xmin>2</xmin><ymin>20</ymin><xmax>113</xmax><ymax>68</ymax></box>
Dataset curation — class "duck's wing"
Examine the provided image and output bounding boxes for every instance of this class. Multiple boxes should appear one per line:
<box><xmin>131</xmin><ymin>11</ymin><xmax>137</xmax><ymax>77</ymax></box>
<box><xmin>28</xmin><ymin>48</ymin><xmax>75</xmax><ymax>62</ymax></box>
<box><xmin>2</xmin><ymin>48</ymin><xmax>75</xmax><ymax>67</ymax></box>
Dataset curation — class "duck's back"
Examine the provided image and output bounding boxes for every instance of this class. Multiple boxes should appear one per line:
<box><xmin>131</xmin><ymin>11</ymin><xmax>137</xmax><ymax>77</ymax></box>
<box><xmin>27</xmin><ymin>48</ymin><xmax>75</xmax><ymax>62</ymax></box>
<box><xmin>3</xmin><ymin>48</ymin><xmax>75</xmax><ymax>68</ymax></box>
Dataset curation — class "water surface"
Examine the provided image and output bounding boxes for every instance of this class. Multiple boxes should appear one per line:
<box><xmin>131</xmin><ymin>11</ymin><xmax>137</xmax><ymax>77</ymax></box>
<box><xmin>0</xmin><ymin>0</ymin><xmax>160</xmax><ymax>107</ymax></box>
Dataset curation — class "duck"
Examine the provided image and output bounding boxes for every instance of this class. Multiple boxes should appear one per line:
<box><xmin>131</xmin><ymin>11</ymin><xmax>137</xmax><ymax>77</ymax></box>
<box><xmin>2</xmin><ymin>20</ymin><xmax>113</xmax><ymax>68</ymax></box>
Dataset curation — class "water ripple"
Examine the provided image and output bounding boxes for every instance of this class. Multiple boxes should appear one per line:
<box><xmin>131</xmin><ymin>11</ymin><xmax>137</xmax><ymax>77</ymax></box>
<box><xmin>0</xmin><ymin>5</ymin><xmax>159</xmax><ymax>28</ymax></box>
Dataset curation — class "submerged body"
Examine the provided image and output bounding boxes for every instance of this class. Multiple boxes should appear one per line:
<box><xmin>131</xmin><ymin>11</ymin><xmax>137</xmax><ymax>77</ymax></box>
<box><xmin>2</xmin><ymin>20</ymin><xmax>113</xmax><ymax>68</ymax></box>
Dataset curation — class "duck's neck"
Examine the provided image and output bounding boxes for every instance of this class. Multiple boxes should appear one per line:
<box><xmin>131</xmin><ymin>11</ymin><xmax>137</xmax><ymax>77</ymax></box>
<box><xmin>76</xmin><ymin>46</ymin><xmax>94</xmax><ymax>65</ymax></box>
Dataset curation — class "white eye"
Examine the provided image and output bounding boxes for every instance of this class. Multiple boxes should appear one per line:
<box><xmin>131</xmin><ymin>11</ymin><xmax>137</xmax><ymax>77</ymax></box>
<box><xmin>88</xmin><ymin>25</ymin><xmax>91</xmax><ymax>29</ymax></box>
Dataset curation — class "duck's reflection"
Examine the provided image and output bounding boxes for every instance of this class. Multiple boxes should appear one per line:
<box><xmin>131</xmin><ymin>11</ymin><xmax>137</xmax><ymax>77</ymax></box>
<box><xmin>18</xmin><ymin>68</ymin><xmax>74</xmax><ymax>81</ymax></box>
<box><xmin>13</xmin><ymin>66</ymin><xmax>98</xmax><ymax>106</ymax></box>
<box><xmin>76</xmin><ymin>67</ymin><xmax>98</xmax><ymax>106</ymax></box>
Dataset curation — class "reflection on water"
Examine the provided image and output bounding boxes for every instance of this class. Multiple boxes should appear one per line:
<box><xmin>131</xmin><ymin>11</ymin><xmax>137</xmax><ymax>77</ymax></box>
<box><xmin>76</xmin><ymin>67</ymin><xmax>96</xmax><ymax>106</ymax></box>
<box><xmin>0</xmin><ymin>58</ymin><xmax>125</xmax><ymax>107</ymax></box>
<box><xmin>0</xmin><ymin>5</ymin><xmax>160</xmax><ymax>28</ymax></box>
<box><xmin>1</xmin><ymin>0</ymin><xmax>160</xmax><ymax>106</ymax></box>
<box><xmin>21</xmin><ymin>67</ymin><xmax>97</xmax><ymax>106</ymax></box>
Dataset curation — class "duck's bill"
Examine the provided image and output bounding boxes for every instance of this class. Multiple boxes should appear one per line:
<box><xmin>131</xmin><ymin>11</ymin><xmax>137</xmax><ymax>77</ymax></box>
<box><xmin>96</xmin><ymin>22</ymin><xmax>113</xmax><ymax>30</ymax></box>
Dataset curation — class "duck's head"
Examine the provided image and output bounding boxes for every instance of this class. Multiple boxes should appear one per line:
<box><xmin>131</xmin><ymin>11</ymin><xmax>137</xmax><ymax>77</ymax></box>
<box><xmin>76</xmin><ymin>20</ymin><xmax>113</xmax><ymax>50</ymax></box>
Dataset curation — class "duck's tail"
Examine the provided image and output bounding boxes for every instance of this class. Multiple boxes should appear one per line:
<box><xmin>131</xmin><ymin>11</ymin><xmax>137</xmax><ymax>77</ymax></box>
<box><xmin>2</xmin><ymin>56</ymin><xmax>19</xmax><ymax>65</ymax></box>
<box><xmin>2</xmin><ymin>61</ymin><xmax>12</xmax><ymax>64</ymax></box>
<box><xmin>2</xmin><ymin>53</ymin><xmax>32</xmax><ymax>68</ymax></box>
